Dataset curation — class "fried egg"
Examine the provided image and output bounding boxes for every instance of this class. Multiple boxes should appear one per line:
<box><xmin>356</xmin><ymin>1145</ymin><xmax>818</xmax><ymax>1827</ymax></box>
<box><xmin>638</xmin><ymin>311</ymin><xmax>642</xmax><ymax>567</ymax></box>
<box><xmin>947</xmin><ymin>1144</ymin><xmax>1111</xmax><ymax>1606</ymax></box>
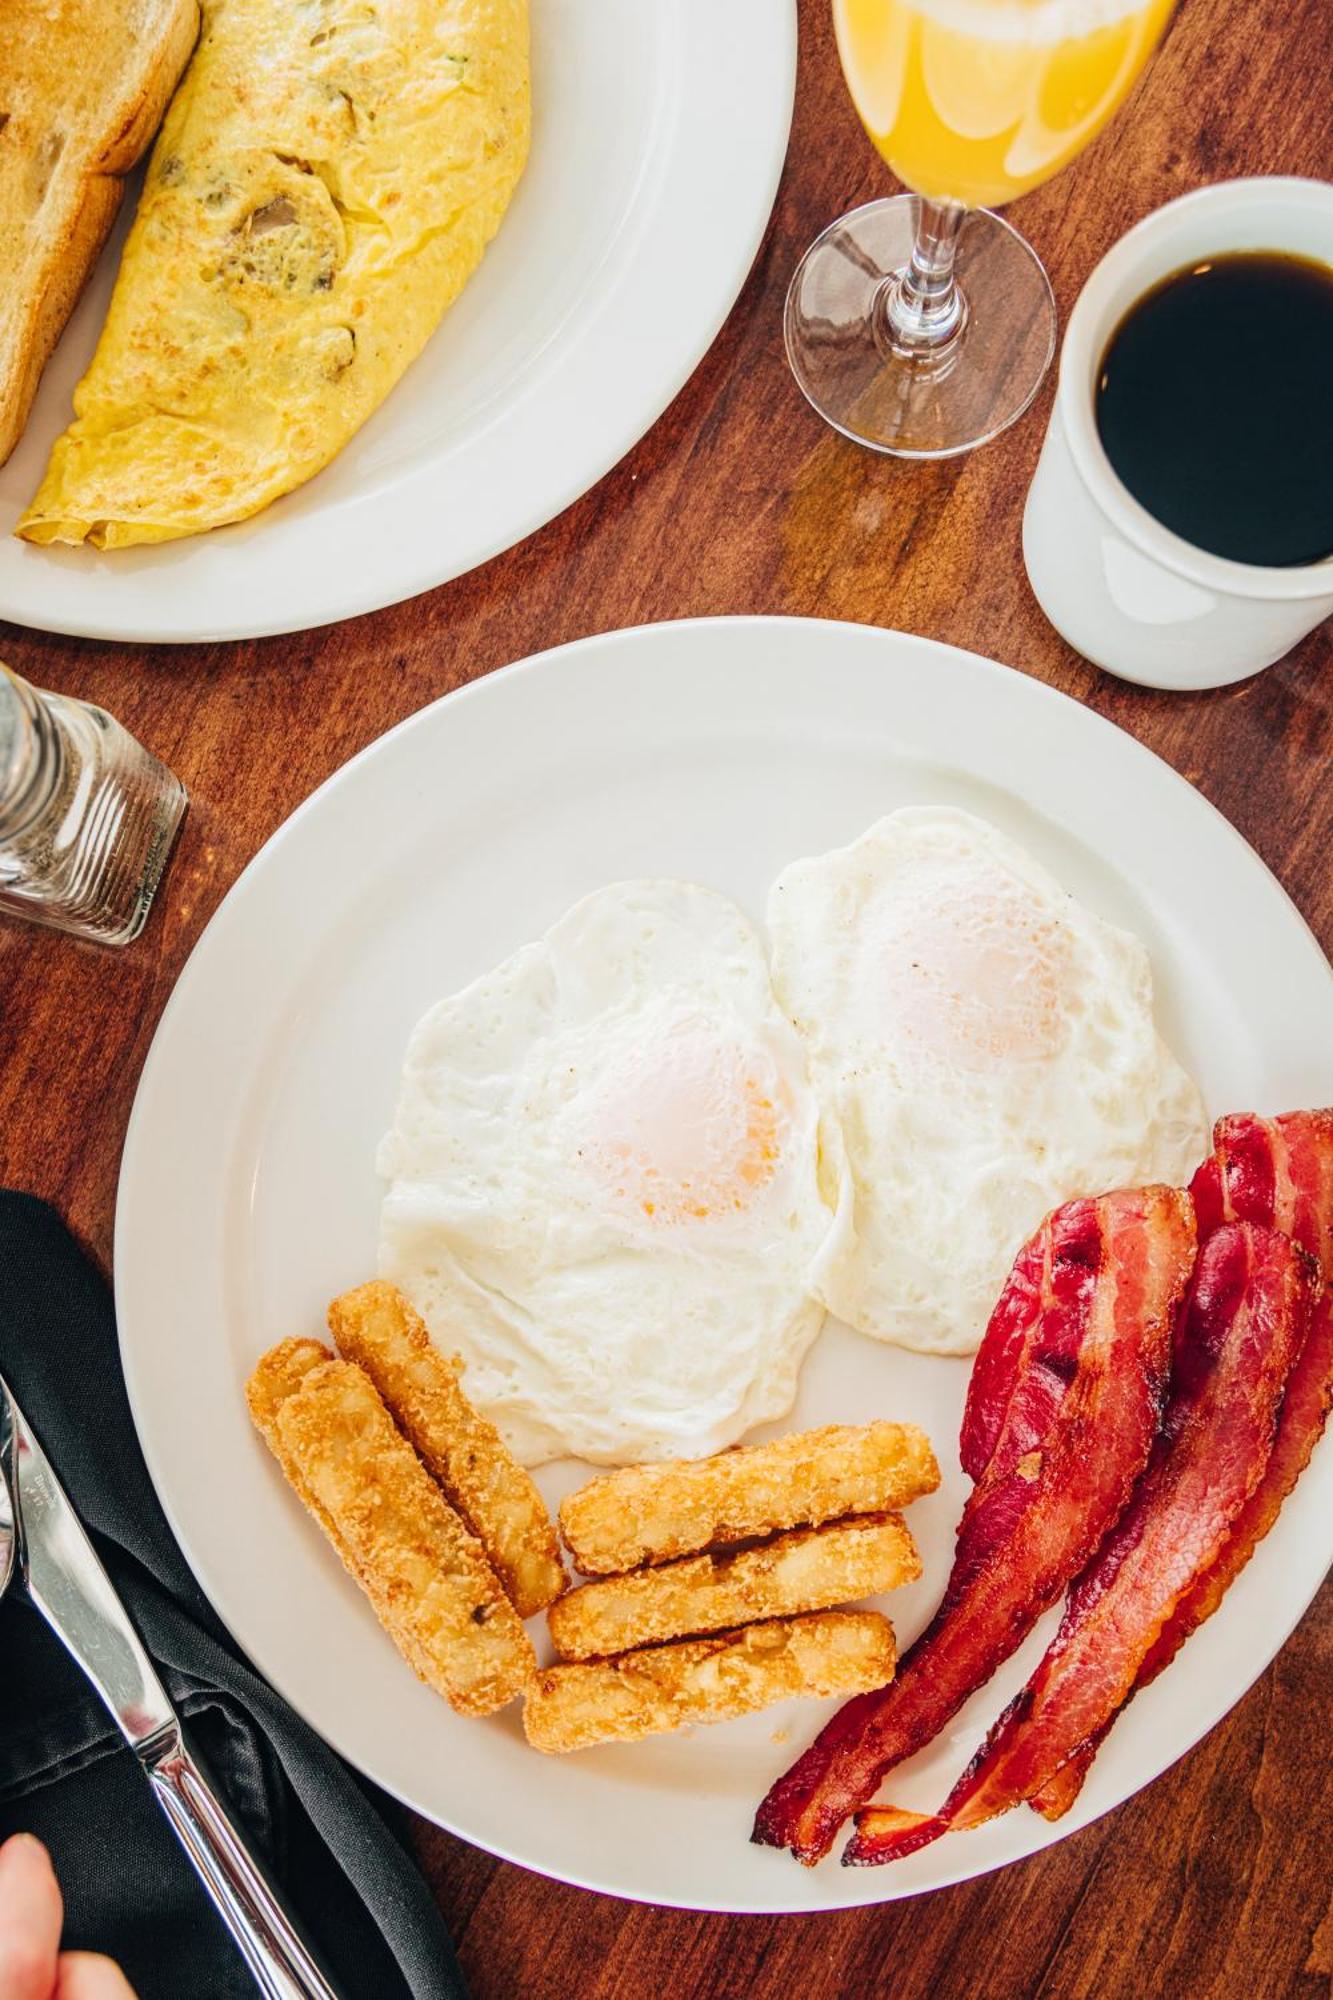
<box><xmin>766</xmin><ymin>807</ymin><xmax>1206</xmax><ymax>1355</ymax></box>
<box><xmin>378</xmin><ymin>882</ymin><xmax>851</xmax><ymax>1466</ymax></box>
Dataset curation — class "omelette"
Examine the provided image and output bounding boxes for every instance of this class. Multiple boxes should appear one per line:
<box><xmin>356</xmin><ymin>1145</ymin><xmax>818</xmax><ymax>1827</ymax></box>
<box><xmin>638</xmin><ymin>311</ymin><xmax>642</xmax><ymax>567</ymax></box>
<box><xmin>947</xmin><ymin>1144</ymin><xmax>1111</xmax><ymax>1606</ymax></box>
<box><xmin>18</xmin><ymin>0</ymin><xmax>529</xmax><ymax>548</ymax></box>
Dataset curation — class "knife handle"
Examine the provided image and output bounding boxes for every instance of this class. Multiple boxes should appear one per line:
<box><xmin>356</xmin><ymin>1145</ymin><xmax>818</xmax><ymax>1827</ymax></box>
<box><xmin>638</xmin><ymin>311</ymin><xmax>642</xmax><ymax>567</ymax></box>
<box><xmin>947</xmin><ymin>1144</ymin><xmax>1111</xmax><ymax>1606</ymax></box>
<box><xmin>142</xmin><ymin>1726</ymin><xmax>345</xmax><ymax>2000</ymax></box>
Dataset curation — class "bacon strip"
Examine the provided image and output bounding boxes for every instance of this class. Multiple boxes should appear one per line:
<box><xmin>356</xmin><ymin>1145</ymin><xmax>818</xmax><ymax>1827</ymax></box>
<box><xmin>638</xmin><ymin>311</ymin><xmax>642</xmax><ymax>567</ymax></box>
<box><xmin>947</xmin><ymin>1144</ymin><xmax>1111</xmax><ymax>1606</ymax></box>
<box><xmin>958</xmin><ymin>1201</ymin><xmax>1103</xmax><ymax>1485</ymax></box>
<box><xmin>1033</xmin><ymin>1296</ymin><xmax>1333</xmax><ymax>1825</ymax></box>
<box><xmin>848</xmin><ymin>1221</ymin><xmax>1313</xmax><ymax>1864</ymax></box>
<box><xmin>1028</xmin><ymin>1109</ymin><xmax>1333</xmax><ymax>1821</ymax></box>
<box><xmin>1193</xmin><ymin>1111</ymin><xmax>1333</xmax><ymax>1259</ymax></box>
<box><xmin>752</xmin><ymin>1187</ymin><xmax>1192</xmax><ymax>1865</ymax></box>
<box><xmin>958</xmin><ymin>1225</ymin><xmax>1047</xmax><ymax>1482</ymax></box>
<box><xmin>1026</xmin><ymin>1736</ymin><xmax>1098</xmax><ymax>1822</ymax></box>
<box><xmin>1141</xmin><ymin>1289</ymin><xmax>1331</xmax><ymax>1680</ymax></box>
<box><xmin>944</xmin><ymin>1200</ymin><xmax>1105</xmax><ymax>1613</ymax></box>
<box><xmin>1030</xmin><ymin>1297</ymin><xmax>1333</xmax><ymax>1828</ymax></box>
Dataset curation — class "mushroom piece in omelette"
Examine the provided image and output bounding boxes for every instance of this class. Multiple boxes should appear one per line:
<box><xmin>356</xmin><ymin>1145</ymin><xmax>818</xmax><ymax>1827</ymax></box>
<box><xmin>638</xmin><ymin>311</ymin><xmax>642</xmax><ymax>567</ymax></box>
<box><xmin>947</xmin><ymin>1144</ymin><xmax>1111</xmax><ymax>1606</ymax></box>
<box><xmin>18</xmin><ymin>0</ymin><xmax>529</xmax><ymax>548</ymax></box>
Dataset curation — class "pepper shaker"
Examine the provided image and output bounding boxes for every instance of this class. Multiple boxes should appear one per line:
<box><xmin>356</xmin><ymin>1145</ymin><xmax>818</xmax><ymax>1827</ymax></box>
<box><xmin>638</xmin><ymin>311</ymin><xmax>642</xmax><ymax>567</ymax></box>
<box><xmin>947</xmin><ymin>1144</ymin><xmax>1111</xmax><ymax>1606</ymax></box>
<box><xmin>0</xmin><ymin>662</ymin><xmax>187</xmax><ymax>947</ymax></box>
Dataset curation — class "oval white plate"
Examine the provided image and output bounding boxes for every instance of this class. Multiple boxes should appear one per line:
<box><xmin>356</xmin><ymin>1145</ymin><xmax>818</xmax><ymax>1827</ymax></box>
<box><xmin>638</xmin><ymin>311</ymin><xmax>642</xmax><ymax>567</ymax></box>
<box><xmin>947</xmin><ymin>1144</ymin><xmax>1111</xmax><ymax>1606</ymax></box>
<box><xmin>115</xmin><ymin>618</ymin><xmax>1333</xmax><ymax>1910</ymax></box>
<box><xmin>0</xmin><ymin>4</ymin><xmax>794</xmax><ymax>644</ymax></box>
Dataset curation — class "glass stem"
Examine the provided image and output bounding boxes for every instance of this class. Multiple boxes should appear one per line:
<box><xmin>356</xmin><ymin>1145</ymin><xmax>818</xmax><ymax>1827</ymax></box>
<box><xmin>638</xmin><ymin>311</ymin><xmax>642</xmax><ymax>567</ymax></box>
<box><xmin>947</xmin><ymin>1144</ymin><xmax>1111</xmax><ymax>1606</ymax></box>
<box><xmin>879</xmin><ymin>198</ymin><xmax>968</xmax><ymax>356</ymax></box>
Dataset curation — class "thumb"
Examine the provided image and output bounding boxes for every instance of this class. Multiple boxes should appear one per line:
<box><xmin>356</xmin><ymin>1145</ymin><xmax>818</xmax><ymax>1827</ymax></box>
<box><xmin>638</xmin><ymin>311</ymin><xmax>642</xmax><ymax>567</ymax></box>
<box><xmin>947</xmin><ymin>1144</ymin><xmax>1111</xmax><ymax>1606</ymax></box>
<box><xmin>0</xmin><ymin>1833</ymin><xmax>63</xmax><ymax>2000</ymax></box>
<box><xmin>57</xmin><ymin>1952</ymin><xmax>140</xmax><ymax>1999</ymax></box>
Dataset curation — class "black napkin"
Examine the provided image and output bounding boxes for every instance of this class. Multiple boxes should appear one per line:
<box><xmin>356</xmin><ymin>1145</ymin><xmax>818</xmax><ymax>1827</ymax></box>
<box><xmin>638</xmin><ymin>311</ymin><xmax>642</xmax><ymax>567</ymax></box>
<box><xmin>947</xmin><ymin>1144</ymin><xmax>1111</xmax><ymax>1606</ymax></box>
<box><xmin>0</xmin><ymin>1192</ymin><xmax>469</xmax><ymax>2000</ymax></box>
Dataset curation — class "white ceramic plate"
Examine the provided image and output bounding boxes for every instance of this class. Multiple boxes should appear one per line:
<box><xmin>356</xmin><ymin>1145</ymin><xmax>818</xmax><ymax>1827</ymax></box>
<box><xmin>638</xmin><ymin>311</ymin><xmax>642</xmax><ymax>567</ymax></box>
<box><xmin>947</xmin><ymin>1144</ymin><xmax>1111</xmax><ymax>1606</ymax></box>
<box><xmin>115</xmin><ymin>619</ymin><xmax>1333</xmax><ymax>1911</ymax></box>
<box><xmin>0</xmin><ymin>4</ymin><xmax>794</xmax><ymax>645</ymax></box>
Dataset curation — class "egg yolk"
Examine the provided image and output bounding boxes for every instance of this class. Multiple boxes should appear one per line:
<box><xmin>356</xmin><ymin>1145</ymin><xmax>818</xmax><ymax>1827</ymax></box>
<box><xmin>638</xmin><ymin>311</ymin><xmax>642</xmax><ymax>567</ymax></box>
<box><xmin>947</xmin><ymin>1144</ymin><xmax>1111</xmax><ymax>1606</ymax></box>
<box><xmin>574</xmin><ymin>1029</ymin><xmax>783</xmax><ymax>1223</ymax></box>
<box><xmin>877</xmin><ymin>868</ymin><xmax>1068</xmax><ymax>1069</ymax></box>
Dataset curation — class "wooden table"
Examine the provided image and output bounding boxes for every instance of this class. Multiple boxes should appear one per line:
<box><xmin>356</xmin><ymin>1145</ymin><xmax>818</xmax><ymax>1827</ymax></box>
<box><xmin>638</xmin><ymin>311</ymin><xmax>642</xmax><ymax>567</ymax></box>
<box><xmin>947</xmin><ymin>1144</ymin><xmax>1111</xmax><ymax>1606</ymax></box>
<box><xmin>3</xmin><ymin>0</ymin><xmax>1330</xmax><ymax>1993</ymax></box>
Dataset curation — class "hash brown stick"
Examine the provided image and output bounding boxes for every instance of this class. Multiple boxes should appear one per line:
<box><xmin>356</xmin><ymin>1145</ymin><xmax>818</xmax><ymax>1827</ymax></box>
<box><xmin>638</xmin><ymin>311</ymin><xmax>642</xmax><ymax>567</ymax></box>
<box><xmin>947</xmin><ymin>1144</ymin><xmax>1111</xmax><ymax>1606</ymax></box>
<box><xmin>246</xmin><ymin>1339</ymin><xmax>345</xmax><ymax>1554</ymax></box>
<box><xmin>246</xmin><ymin>1337</ymin><xmax>333</xmax><ymax>1434</ymax></box>
<box><xmin>328</xmin><ymin>1280</ymin><xmax>564</xmax><ymax>1617</ymax></box>
<box><xmin>559</xmin><ymin>1423</ymin><xmax>940</xmax><ymax>1576</ymax></box>
<box><xmin>247</xmin><ymin>1338</ymin><xmax>439</xmax><ymax>1689</ymax></box>
<box><xmin>525</xmin><ymin>1612</ymin><xmax>897</xmax><ymax>1754</ymax></box>
<box><xmin>548</xmin><ymin>1514</ymin><xmax>921</xmax><ymax>1661</ymax></box>
<box><xmin>270</xmin><ymin>1357</ymin><xmax>535</xmax><ymax>1716</ymax></box>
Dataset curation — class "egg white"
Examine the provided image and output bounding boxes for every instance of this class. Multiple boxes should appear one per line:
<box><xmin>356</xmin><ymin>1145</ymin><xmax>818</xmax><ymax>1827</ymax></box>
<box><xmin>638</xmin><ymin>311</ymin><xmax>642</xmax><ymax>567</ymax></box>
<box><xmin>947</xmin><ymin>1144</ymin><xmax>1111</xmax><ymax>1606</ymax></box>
<box><xmin>378</xmin><ymin>881</ymin><xmax>851</xmax><ymax>1464</ymax></box>
<box><xmin>766</xmin><ymin>807</ymin><xmax>1207</xmax><ymax>1355</ymax></box>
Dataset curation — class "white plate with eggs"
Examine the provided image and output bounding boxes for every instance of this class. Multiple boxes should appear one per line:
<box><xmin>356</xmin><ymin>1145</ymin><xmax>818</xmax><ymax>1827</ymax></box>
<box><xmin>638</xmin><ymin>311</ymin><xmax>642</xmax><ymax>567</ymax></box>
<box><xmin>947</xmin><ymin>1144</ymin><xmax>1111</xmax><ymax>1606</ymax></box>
<box><xmin>115</xmin><ymin>616</ymin><xmax>1333</xmax><ymax>1910</ymax></box>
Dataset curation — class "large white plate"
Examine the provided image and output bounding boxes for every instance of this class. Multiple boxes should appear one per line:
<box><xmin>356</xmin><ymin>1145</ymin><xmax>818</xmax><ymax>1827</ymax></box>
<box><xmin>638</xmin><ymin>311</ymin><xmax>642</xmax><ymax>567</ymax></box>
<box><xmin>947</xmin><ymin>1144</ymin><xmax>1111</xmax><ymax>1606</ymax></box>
<box><xmin>0</xmin><ymin>5</ymin><xmax>793</xmax><ymax>645</ymax></box>
<box><xmin>115</xmin><ymin>619</ymin><xmax>1333</xmax><ymax>1911</ymax></box>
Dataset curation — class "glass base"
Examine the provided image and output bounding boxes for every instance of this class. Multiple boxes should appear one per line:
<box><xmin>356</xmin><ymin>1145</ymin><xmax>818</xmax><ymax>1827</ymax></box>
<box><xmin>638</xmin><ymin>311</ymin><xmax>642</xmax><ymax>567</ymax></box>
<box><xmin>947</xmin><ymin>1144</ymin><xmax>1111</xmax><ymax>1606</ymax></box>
<box><xmin>784</xmin><ymin>197</ymin><xmax>1057</xmax><ymax>458</ymax></box>
<box><xmin>0</xmin><ymin>674</ymin><xmax>188</xmax><ymax>947</ymax></box>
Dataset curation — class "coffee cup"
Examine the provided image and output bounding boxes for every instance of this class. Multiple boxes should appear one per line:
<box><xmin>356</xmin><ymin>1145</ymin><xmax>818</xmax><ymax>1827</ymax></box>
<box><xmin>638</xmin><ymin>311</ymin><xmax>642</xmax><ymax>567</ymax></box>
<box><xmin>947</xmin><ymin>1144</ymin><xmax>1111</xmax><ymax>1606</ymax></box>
<box><xmin>1023</xmin><ymin>178</ymin><xmax>1333</xmax><ymax>690</ymax></box>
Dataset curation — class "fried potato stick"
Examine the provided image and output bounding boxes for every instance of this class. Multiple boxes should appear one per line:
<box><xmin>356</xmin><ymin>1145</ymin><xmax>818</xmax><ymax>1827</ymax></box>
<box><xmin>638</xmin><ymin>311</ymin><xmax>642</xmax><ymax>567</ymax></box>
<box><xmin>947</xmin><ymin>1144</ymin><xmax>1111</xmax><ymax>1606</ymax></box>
<box><xmin>548</xmin><ymin>1513</ymin><xmax>920</xmax><ymax>1661</ymax></box>
<box><xmin>248</xmin><ymin>1337</ymin><xmax>440</xmax><ymax>1688</ymax></box>
<box><xmin>247</xmin><ymin>1336</ymin><xmax>334</xmax><ymax>1431</ymax></box>
<box><xmin>249</xmin><ymin>1347</ymin><xmax>533</xmax><ymax>1715</ymax></box>
<box><xmin>559</xmin><ymin>1423</ymin><xmax>940</xmax><ymax>1576</ymax></box>
<box><xmin>246</xmin><ymin>1339</ymin><xmax>345</xmax><ymax>1551</ymax></box>
<box><xmin>328</xmin><ymin>1280</ymin><xmax>564</xmax><ymax>1617</ymax></box>
<box><xmin>524</xmin><ymin>1611</ymin><xmax>897</xmax><ymax>1753</ymax></box>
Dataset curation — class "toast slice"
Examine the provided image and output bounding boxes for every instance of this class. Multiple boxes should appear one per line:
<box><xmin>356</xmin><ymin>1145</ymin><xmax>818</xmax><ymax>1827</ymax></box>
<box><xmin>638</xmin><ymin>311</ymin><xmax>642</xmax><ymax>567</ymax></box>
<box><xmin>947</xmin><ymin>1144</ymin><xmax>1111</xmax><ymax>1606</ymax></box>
<box><xmin>0</xmin><ymin>0</ymin><xmax>199</xmax><ymax>465</ymax></box>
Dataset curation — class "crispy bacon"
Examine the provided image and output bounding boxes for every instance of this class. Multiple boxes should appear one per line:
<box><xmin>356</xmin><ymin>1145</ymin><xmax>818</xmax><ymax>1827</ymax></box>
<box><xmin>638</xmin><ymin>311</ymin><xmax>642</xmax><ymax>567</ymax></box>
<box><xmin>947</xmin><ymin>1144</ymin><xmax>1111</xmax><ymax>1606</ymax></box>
<box><xmin>752</xmin><ymin>1187</ymin><xmax>1192</xmax><ymax>1865</ymax></box>
<box><xmin>1027</xmin><ymin>1736</ymin><xmax>1097</xmax><ymax>1822</ymax></box>
<box><xmin>957</xmin><ymin>1225</ymin><xmax>1047</xmax><ymax>1481</ymax></box>
<box><xmin>1032</xmin><ymin>1302</ymin><xmax>1333</xmax><ymax>1831</ymax></box>
<box><xmin>848</xmin><ymin>1221</ymin><xmax>1313</xmax><ymax>1864</ymax></box>
<box><xmin>958</xmin><ymin>1201</ymin><xmax>1101</xmax><ymax>1485</ymax></box>
<box><xmin>1193</xmin><ymin>1111</ymin><xmax>1333</xmax><ymax>1261</ymax></box>
<box><xmin>945</xmin><ymin>1199</ymin><xmax>1106</xmax><ymax>1612</ymax></box>
<box><xmin>1141</xmin><ymin>1289</ymin><xmax>1331</xmax><ymax>1681</ymax></box>
<box><xmin>1028</xmin><ymin>1110</ymin><xmax>1333</xmax><ymax>1821</ymax></box>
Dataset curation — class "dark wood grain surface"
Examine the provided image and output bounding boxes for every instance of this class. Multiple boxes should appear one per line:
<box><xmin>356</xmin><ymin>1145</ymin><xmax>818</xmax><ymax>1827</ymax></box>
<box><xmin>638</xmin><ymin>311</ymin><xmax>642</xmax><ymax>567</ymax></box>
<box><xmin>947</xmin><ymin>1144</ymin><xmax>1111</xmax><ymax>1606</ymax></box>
<box><xmin>3</xmin><ymin>0</ymin><xmax>1331</xmax><ymax>1993</ymax></box>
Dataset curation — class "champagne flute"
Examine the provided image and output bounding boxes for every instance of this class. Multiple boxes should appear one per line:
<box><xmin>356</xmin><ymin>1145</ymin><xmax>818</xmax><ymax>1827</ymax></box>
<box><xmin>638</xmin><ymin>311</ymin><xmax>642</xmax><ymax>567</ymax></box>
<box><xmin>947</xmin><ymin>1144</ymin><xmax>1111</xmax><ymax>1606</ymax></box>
<box><xmin>787</xmin><ymin>0</ymin><xmax>1176</xmax><ymax>456</ymax></box>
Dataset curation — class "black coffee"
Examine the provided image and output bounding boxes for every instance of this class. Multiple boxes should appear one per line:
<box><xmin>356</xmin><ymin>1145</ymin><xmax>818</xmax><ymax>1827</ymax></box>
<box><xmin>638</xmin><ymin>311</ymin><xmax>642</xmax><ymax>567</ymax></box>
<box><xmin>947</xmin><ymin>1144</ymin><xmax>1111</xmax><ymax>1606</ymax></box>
<box><xmin>1095</xmin><ymin>251</ymin><xmax>1333</xmax><ymax>568</ymax></box>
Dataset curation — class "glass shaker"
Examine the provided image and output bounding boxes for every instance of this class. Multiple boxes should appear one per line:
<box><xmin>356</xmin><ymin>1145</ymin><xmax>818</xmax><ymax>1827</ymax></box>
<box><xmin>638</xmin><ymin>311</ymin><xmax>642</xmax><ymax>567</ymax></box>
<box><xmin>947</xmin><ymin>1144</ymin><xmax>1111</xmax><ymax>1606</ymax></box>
<box><xmin>0</xmin><ymin>661</ymin><xmax>187</xmax><ymax>947</ymax></box>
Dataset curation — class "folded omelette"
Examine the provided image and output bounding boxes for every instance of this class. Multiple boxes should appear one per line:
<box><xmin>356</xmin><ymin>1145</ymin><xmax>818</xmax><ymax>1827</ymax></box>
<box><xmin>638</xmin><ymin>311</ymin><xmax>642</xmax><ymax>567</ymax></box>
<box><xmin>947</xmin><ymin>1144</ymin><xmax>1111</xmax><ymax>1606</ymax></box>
<box><xmin>18</xmin><ymin>0</ymin><xmax>529</xmax><ymax>548</ymax></box>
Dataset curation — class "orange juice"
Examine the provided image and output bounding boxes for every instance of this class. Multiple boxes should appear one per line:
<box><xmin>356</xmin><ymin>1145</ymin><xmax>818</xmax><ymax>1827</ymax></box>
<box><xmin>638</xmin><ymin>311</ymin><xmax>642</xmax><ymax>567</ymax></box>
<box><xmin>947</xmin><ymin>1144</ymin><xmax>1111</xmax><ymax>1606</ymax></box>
<box><xmin>834</xmin><ymin>0</ymin><xmax>1175</xmax><ymax>209</ymax></box>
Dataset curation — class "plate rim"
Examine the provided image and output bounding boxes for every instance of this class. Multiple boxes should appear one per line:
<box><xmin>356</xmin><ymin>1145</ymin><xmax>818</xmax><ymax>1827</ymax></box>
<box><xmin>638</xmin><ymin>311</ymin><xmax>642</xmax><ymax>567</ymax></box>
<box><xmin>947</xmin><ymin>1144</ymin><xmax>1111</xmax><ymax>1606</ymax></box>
<box><xmin>0</xmin><ymin>1</ymin><xmax>796</xmax><ymax>645</ymax></box>
<box><xmin>114</xmin><ymin>615</ymin><xmax>1333</xmax><ymax>1909</ymax></box>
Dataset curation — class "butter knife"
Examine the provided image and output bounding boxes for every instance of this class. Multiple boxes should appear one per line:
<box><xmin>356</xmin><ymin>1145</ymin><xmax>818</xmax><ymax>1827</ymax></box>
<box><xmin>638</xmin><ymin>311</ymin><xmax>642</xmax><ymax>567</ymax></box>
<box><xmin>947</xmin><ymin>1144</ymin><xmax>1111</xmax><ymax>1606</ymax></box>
<box><xmin>0</xmin><ymin>1373</ymin><xmax>343</xmax><ymax>2000</ymax></box>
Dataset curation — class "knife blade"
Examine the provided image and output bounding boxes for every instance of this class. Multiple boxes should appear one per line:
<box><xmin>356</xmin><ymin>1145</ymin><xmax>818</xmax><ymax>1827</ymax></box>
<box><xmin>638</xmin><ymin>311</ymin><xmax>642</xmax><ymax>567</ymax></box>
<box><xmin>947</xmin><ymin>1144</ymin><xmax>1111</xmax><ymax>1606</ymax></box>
<box><xmin>0</xmin><ymin>1403</ymin><xmax>15</xmax><ymax>1605</ymax></box>
<box><xmin>0</xmin><ymin>1374</ymin><xmax>343</xmax><ymax>2000</ymax></box>
<box><xmin>1</xmin><ymin>1380</ymin><xmax>176</xmax><ymax>1749</ymax></box>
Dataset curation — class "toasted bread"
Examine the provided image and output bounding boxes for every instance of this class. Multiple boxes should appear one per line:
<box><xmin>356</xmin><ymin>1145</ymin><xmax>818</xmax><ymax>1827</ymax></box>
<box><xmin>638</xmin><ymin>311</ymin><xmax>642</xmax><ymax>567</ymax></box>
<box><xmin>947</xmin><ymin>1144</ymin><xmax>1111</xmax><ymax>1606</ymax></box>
<box><xmin>0</xmin><ymin>0</ymin><xmax>198</xmax><ymax>465</ymax></box>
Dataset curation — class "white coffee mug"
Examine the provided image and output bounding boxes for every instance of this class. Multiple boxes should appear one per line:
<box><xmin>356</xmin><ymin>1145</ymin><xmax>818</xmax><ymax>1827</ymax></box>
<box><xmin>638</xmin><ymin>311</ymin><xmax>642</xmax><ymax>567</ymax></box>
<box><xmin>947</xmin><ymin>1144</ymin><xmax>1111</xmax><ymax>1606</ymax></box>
<box><xmin>1023</xmin><ymin>178</ymin><xmax>1333</xmax><ymax>690</ymax></box>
